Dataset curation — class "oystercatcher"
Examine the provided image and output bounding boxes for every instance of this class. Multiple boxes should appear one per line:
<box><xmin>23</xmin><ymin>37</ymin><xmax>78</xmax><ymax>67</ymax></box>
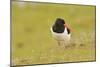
<box><xmin>51</xmin><ymin>18</ymin><xmax>71</xmax><ymax>47</ymax></box>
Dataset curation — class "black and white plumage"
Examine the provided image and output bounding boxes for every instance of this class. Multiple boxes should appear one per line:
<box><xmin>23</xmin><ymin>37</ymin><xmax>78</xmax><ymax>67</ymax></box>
<box><xmin>51</xmin><ymin>18</ymin><xmax>71</xmax><ymax>46</ymax></box>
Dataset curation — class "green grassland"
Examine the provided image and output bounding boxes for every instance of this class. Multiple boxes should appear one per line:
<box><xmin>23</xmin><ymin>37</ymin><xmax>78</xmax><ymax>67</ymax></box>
<box><xmin>12</xmin><ymin>1</ymin><xmax>96</xmax><ymax>66</ymax></box>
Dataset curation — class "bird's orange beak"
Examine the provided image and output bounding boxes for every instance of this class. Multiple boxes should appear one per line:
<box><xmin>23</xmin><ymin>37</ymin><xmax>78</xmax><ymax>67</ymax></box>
<box><xmin>64</xmin><ymin>24</ymin><xmax>67</xmax><ymax>28</ymax></box>
<box><xmin>64</xmin><ymin>24</ymin><xmax>71</xmax><ymax>30</ymax></box>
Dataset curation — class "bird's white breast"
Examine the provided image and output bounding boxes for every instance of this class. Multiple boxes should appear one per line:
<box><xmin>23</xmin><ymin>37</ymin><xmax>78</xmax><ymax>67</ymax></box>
<box><xmin>51</xmin><ymin>27</ymin><xmax>71</xmax><ymax>41</ymax></box>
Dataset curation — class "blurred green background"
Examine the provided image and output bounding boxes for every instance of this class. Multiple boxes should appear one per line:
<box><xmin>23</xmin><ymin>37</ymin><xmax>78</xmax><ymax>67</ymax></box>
<box><xmin>12</xmin><ymin>1</ymin><xmax>96</xmax><ymax>66</ymax></box>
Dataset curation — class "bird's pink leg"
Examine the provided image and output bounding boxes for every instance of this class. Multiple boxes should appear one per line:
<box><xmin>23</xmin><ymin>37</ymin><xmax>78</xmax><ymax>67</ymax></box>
<box><xmin>58</xmin><ymin>41</ymin><xmax>61</xmax><ymax>46</ymax></box>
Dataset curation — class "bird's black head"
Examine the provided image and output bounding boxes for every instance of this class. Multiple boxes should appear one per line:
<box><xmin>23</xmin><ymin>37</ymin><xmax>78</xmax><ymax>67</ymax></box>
<box><xmin>53</xmin><ymin>18</ymin><xmax>65</xmax><ymax>33</ymax></box>
<box><xmin>55</xmin><ymin>18</ymin><xmax>65</xmax><ymax>25</ymax></box>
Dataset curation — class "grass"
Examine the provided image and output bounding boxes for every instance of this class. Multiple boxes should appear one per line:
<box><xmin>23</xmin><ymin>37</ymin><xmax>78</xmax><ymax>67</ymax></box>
<box><xmin>12</xmin><ymin>1</ymin><xmax>96</xmax><ymax>66</ymax></box>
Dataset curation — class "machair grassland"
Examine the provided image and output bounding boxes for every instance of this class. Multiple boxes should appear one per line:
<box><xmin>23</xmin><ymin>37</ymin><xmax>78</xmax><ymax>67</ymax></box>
<box><xmin>12</xmin><ymin>1</ymin><xmax>96</xmax><ymax>66</ymax></box>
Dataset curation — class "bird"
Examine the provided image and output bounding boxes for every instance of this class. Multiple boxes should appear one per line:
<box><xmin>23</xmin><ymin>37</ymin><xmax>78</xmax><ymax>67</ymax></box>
<box><xmin>51</xmin><ymin>18</ymin><xmax>71</xmax><ymax>48</ymax></box>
